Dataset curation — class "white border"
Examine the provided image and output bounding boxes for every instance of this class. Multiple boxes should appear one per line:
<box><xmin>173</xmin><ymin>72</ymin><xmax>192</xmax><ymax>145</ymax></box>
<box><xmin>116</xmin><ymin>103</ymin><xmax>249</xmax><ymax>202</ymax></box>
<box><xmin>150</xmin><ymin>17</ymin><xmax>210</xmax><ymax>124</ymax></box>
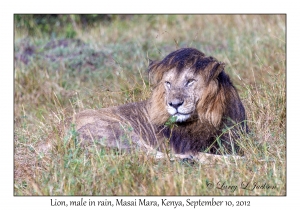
<box><xmin>2</xmin><ymin>0</ymin><xmax>298</xmax><ymax>209</ymax></box>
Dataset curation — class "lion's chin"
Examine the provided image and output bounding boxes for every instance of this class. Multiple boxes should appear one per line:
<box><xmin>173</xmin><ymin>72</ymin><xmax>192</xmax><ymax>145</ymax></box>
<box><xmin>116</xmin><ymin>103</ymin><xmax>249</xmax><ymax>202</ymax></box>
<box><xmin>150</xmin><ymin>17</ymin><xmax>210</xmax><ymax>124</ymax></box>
<box><xmin>173</xmin><ymin>113</ymin><xmax>191</xmax><ymax>122</ymax></box>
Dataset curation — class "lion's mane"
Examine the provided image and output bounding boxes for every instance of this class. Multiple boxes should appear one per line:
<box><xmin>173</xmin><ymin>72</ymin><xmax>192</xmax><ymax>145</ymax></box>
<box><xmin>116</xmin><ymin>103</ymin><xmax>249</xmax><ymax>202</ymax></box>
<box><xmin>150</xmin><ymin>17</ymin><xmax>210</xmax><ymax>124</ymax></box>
<box><xmin>74</xmin><ymin>48</ymin><xmax>247</xmax><ymax>156</ymax></box>
<box><xmin>147</xmin><ymin>48</ymin><xmax>247</xmax><ymax>154</ymax></box>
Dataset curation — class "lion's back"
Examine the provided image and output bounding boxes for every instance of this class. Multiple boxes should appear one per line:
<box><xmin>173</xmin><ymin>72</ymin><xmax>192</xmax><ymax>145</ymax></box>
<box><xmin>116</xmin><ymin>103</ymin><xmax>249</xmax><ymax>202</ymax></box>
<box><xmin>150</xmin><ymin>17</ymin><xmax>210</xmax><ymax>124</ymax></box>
<box><xmin>74</xmin><ymin>100</ymin><xmax>159</xmax><ymax>150</ymax></box>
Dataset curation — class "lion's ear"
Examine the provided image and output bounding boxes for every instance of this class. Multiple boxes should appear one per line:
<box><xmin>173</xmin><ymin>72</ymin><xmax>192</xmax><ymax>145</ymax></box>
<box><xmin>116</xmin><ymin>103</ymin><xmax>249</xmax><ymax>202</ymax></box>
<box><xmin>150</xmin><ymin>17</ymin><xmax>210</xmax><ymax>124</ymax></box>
<box><xmin>206</xmin><ymin>62</ymin><xmax>225</xmax><ymax>83</ymax></box>
<box><xmin>148</xmin><ymin>60</ymin><xmax>162</xmax><ymax>86</ymax></box>
<box><xmin>148</xmin><ymin>58</ymin><xmax>154</xmax><ymax>66</ymax></box>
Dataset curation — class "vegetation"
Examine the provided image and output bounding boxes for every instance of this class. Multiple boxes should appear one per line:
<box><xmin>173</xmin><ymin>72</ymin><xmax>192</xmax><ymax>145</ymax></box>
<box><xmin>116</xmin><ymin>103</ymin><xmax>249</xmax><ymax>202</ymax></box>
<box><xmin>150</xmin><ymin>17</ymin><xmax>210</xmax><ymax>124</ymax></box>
<box><xmin>14</xmin><ymin>15</ymin><xmax>286</xmax><ymax>195</ymax></box>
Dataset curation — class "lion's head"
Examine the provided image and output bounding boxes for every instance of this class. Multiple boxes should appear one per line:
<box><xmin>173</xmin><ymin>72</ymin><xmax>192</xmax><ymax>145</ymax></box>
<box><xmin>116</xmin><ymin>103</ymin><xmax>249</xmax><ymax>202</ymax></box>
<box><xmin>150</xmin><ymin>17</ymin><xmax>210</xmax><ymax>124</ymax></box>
<box><xmin>148</xmin><ymin>48</ymin><xmax>241</xmax><ymax>129</ymax></box>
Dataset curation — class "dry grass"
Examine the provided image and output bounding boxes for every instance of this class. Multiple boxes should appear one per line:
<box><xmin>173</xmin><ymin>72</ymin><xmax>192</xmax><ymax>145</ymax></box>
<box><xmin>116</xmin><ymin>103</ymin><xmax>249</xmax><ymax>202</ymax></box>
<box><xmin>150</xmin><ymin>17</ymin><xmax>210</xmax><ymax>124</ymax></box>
<box><xmin>14</xmin><ymin>15</ymin><xmax>286</xmax><ymax>195</ymax></box>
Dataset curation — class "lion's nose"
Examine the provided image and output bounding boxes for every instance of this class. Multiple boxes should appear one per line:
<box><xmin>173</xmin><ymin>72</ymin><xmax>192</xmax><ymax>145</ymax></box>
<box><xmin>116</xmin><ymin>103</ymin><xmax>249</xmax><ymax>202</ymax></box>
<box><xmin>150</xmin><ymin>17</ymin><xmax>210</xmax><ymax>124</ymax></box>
<box><xmin>168</xmin><ymin>99</ymin><xmax>184</xmax><ymax>109</ymax></box>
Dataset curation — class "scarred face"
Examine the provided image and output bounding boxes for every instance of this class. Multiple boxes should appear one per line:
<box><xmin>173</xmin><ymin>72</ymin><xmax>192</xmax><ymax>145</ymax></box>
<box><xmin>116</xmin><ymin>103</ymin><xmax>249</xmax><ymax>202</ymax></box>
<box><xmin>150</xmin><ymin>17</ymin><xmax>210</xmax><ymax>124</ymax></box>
<box><xmin>163</xmin><ymin>67</ymin><xmax>205</xmax><ymax>122</ymax></box>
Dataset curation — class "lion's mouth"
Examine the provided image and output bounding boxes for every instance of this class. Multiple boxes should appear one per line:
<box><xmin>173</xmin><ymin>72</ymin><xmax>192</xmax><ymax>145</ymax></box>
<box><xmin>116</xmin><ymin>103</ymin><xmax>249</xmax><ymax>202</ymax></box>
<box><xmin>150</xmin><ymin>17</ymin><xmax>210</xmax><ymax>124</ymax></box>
<box><xmin>173</xmin><ymin>112</ymin><xmax>192</xmax><ymax>122</ymax></box>
<box><xmin>175</xmin><ymin>112</ymin><xmax>192</xmax><ymax>116</ymax></box>
<box><xmin>167</xmin><ymin>105</ymin><xmax>194</xmax><ymax>122</ymax></box>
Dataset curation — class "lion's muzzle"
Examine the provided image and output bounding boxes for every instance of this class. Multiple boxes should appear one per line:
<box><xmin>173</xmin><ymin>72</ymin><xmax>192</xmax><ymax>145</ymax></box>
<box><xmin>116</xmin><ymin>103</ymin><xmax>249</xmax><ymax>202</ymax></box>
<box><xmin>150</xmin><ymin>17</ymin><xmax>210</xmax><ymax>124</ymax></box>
<box><xmin>168</xmin><ymin>98</ymin><xmax>184</xmax><ymax>109</ymax></box>
<box><xmin>167</xmin><ymin>98</ymin><xmax>193</xmax><ymax>122</ymax></box>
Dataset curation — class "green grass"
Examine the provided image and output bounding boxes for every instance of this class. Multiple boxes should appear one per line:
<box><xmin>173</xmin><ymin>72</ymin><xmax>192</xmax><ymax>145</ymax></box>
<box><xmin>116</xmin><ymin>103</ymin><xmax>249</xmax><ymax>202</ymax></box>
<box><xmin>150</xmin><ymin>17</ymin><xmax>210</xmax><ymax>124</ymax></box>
<box><xmin>14</xmin><ymin>15</ymin><xmax>286</xmax><ymax>195</ymax></box>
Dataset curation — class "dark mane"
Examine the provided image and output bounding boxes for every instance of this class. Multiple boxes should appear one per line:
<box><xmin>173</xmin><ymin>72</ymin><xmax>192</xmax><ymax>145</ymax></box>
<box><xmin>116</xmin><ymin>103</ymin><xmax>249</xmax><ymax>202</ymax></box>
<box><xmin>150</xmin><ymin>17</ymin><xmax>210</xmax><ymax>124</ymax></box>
<box><xmin>148</xmin><ymin>48</ymin><xmax>248</xmax><ymax>155</ymax></box>
<box><xmin>149</xmin><ymin>48</ymin><xmax>218</xmax><ymax>74</ymax></box>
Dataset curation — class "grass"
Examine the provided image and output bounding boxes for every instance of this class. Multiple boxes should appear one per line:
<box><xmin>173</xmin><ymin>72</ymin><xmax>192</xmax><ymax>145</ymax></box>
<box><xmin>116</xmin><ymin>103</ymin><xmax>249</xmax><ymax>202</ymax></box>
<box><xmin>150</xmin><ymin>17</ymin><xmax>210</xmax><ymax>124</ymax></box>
<box><xmin>14</xmin><ymin>15</ymin><xmax>286</xmax><ymax>195</ymax></box>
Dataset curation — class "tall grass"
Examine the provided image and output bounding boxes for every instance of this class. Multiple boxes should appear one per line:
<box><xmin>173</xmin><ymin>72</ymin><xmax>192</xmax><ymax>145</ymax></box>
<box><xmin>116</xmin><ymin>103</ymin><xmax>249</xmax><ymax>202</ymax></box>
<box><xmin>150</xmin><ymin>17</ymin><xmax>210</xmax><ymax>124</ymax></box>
<box><xmin>14</xmin><ymin>15</ymin><xmax>285</xmax><ymax>195</ymax></box>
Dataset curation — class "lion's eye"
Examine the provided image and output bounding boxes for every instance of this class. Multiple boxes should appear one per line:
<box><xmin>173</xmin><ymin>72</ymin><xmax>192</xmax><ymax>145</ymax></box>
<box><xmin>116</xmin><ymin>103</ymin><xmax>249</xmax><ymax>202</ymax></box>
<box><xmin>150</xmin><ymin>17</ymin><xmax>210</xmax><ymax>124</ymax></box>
<box><xmin>165</xmin><ymin>81</ymin><xmax>171</xmax><ymax>89</ymax></box>
<box><xmin>185</xmin><ymin>79</ymin><xmax>195</xmax><ymax>87</ymax></box>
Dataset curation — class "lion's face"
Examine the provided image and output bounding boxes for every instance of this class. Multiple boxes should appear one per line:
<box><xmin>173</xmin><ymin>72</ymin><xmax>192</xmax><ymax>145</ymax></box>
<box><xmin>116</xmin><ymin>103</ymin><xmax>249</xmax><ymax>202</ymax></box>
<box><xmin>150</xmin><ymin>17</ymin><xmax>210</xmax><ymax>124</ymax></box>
<box><xmin>162</xmin><ymin>68</ymin><xmax>205</xmax><ymax>122</ymax></box>
<box><xmin>148</xmin><ymin>48</ymin><xmax>227</xmax><ymax>127</ymax></box>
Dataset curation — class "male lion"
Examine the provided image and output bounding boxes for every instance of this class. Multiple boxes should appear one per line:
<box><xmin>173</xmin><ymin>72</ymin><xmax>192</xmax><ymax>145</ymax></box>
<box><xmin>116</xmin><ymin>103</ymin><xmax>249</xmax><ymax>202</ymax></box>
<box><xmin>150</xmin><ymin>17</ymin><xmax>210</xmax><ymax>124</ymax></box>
<box><xmin>74</xmin><ymin>48</ymin><xmax>247</xmax><ymax>162</ymax></box>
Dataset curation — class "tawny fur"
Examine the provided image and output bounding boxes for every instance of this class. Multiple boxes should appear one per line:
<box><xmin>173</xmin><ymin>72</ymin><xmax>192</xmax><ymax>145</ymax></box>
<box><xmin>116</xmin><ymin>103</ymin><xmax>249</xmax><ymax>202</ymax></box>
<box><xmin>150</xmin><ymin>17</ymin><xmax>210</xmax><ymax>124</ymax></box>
<box><xmin>73</xmin><ymin>48</ymin><xmax>247</xmax><ymax>160</ymax></box>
